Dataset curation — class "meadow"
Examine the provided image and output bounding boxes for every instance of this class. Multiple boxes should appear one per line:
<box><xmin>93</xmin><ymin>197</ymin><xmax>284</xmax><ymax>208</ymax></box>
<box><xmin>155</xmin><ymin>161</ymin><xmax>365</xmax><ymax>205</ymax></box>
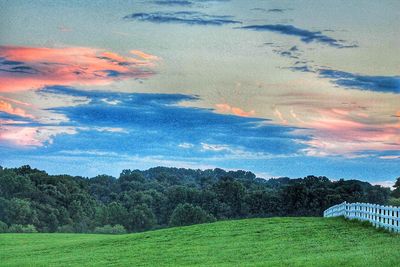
<box><xmin>1</xmin><ymin>217</ymin><xmax>399</xmax><ymax>266</ymax></box>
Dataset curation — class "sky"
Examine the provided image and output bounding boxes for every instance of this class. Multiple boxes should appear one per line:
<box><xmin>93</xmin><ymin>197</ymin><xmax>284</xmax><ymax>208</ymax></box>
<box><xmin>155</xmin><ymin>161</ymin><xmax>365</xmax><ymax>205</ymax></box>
<box><xmin>0</xmin><ymin>0</ymin><xmax>399</xmax><ymax>184</ymax></box>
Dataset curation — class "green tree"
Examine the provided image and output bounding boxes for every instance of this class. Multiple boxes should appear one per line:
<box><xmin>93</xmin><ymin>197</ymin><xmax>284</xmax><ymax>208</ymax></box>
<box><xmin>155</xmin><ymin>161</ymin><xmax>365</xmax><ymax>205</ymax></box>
<box><xmin>126</xmin><ymin>204</ymin><xmax>156</xmax><ymax>232</ymax></box>
<box><xmin>6</xmin><ymin>198</ymin><xmax>38</xmax><ymax>226</ymax></box>
<box><xmin>107</xmin><ymin>202</ymin><xmax>128</xmax><ymax>226</ymax></box>
<box><xmin>0</xmin><ymin>220</ymin><xmax>8</xmax><ymax>233</ymax></box>
<box><xmin>0</xmin><ymin>170</ymin><xmax>35</xmax><ymax>199</ymax></box>
<box><xmin>169</xmin><ymin>203</ymin><xmax>215</xmax><ymax>227</ymax></box>
<box><xmin>245</xmin><ymin>190</ymin><xmax>281</xmax><ymax>216</ymax></box>
<box><xmin>212</xmin><ymin>177</ymin><xmax>246</xmax><ymax>218</ymax></box>
<box><xmin>391</xmin><ymin>177</ymin><xmax>400</xmax><ymax>198</ymax></box>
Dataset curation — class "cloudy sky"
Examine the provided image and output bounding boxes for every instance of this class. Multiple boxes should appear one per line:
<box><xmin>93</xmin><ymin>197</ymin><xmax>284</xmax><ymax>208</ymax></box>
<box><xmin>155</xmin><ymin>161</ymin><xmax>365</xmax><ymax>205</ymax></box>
<box><xmin>0</xmin><ymin>0</ymin><xmax>399</xmax><ymax>183</ymax></box>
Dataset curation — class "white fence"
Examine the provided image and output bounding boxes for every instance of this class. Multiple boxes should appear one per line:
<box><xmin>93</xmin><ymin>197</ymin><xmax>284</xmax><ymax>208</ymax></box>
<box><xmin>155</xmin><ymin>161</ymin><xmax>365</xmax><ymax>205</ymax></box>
<box><xmin>324</xmin><ymin>202</ymin><xmax>400</xmax><ymax>232</ymax></box>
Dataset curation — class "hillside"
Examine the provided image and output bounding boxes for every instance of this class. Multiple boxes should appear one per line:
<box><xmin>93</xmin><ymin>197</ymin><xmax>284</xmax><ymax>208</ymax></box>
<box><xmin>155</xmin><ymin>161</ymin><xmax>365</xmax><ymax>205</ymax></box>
<box><xmin>1</xmin><ymin>217</ymin><xmax>399</xmax><ymax>266</ymax></box>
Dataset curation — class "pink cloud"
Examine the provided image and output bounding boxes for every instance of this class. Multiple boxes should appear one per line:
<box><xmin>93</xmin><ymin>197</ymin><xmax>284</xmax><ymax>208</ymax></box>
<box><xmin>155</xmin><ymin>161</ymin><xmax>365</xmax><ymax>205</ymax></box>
<box><xmin>0</xmin><ymin>96</ymin><xmax>32</xmax><ymax>106</ymax></box>
<box><xmin>215</xmin><ymin>103</ymin><xmax>255</xmax><ymax>117</ymax></box>
<box><xmin>0</xmin><ymin>126</ymin><xmax>77</xmax><ymax>146</ymax></box>
<box><xmin>0</xmin><ymin>46</ymin><xmax>158</xmax><ymax>92</ymax></box>
<box><xmin>0</xmin><ymin>99</ymin><xmax>34</xmax><ymax>119</ymax></box>
<box><xmin>0</xmin><ymin>119</ymin><xmax>28</xmax><ymax>125</ymax></box>
<box><xmin>295</xmin><ymin>108</ymin><xmax>400</xmax><ymax>157</ymax></box>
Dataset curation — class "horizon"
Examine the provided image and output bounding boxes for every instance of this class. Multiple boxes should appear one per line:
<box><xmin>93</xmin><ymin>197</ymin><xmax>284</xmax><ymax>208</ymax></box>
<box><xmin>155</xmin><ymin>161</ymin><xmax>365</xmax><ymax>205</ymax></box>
<box><xmin>0</xmin><ymin>0</ymin><xmax>399</xmax><ymax>184</ymax></box>
<box><xmin>1</xmin><ymin>164</ymin><xmax>394</xmax><ymax>188</ymax></box>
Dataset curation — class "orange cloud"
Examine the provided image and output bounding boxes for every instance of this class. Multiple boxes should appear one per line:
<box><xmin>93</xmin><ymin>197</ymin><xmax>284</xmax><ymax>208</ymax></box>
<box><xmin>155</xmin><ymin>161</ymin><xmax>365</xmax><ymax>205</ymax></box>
<box><xmin>397</xmin><ymin>111</ymin><xmax>400</xmax><ymax>127</ymax></box>
<box><xmin>130</xmin><ymin>50</ymin><xmax>159</xmax><ymax>61</ymax></box>
<box><xmin>0</xmin><ymin>99</ymin><xmax>34</xmax><ymax>118</ymax></box>
<box><xmin>0</xmin><ymin>46</ymin><xmax>158</xmax><ymax>92</ymax></box>
<box><xmin>273</xmin><ymin>108</ymin><xmax>288</xmax><ymax>124</ymax></box>
<box><xmin>215</xmin><ymin>103</ymin><xmax>255</xmax><ymax>117</ymax></box>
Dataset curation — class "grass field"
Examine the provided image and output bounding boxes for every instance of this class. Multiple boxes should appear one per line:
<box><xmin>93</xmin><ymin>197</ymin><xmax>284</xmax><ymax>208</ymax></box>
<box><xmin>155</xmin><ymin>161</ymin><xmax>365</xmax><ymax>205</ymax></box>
<box><xmin>1</xmin><ymin>217</ymin><xmax>400</xmax><ymax>266</ymax></box>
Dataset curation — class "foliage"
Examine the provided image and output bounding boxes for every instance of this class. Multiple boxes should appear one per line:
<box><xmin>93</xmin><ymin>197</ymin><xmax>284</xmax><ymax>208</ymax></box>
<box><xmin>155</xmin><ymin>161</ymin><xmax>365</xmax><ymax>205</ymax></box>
<box><xmin>8</xmin><ymin>224</ymin><xmax>38</xmax><ymax>233</ymax></box>
<box><xmin>0</xmin><ymin>165</ymin><xmax>392</xmax><ymax>233</ymax></box>
<box><xmin>391</xmin><ymin>177</ymin><xmax>400</xmax><ymax>198</ymax></box>
<box><xmin>93</xmin><ymin>224</ymin><xmax>126</xmax><ymax>234</ymax></box>
<box><xmin>169</xmin><ymin>203</ymin><xmax>215</xmax><ymax>227</ymax></box>
<box><xmin>126</xmin><ymin>204</ymin><xmax>156</xmax><ymax>232</ymax></box>
<box><xmin>57</xmin><ymin>225</ymin><xmax>75</xmax><ymax>233</ymax></box>
<box><xmin>0</xmin><ymin>220</ymin><xmax>8</xmax><ymax>233</ymax></box>
<box><xmin>387</xmin><ymin>197</ymin><xmax>400</xmax><ymax>206</ymax></box>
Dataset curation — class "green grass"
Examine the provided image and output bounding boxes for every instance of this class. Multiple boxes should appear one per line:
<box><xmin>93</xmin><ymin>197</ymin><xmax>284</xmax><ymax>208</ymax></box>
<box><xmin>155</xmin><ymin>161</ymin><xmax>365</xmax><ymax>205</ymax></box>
<box><xmin>1</xmin><ymin>217</ymin><xmax>400</xmax><ymax>266</ymax></box>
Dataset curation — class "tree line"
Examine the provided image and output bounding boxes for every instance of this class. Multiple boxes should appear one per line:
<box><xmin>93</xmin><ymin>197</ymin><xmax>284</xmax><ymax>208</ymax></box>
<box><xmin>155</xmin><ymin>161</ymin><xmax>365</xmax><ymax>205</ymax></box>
<box><xmin>0</xmin><ymin>165</ymin><xmax>394</xmax><ymax>233</ymax></box>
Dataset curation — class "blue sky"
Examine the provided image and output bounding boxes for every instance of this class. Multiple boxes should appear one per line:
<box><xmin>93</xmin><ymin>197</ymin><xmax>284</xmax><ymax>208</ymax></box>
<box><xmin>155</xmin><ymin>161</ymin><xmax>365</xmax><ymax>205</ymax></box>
<box><xmin>0</xmin><ymin>0</ymin><xmax>399</xmax><ymax>183</ymax></box>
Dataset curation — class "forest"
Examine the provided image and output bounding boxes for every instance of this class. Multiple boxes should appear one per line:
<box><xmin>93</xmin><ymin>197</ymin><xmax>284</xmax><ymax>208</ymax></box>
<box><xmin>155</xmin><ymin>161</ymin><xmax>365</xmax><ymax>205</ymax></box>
<box><xmin>0</xmin><ymin>165</ymin><xmax>396</xmax><ymax>233</ymax></box>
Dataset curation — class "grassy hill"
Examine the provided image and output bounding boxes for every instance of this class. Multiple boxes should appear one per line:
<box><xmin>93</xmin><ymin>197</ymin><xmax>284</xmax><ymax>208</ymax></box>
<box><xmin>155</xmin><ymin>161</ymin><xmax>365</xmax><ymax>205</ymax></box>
<box><xmin>1</xmin><ymin>217</ymin><xmax>400</xmax><ymax>266</ymax></box>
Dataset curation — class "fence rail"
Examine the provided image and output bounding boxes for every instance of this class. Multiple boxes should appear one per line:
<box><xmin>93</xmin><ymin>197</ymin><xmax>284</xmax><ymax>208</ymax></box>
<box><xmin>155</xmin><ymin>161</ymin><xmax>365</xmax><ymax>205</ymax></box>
<box><xmin>324</xmin><ymin>202</ymin><xmax>400</xmax><ymax>232</ymax></box>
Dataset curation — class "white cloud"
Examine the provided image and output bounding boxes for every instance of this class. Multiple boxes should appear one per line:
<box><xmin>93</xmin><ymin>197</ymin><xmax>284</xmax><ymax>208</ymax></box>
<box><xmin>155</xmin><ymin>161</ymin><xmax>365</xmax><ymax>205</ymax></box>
<box><xmin>101</xmin><ymin>98</ymin><xmax>121</xmax><ymax>105</ymax></box>
<box><xmin>201</xmin><ymin>143</ymin><xmax>230</xmax><ymax>152</ymax></box>
<box><xmin>178</xmin><ymin>143</ymin><xmax>194</xmax><ymax>149</ymax></box>
<box><xmin>371</xmin><ymin>180</ymin><xmax>395</xmax><ymax>189</ymax></box>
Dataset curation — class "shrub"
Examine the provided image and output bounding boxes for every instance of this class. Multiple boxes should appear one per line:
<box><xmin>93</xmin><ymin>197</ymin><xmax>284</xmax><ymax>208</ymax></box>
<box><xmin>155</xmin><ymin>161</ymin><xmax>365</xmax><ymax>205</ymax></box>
<box><xmin>127</xmin><ymin>204</ymin><xmax>156</xmax><ymax>232</ymax></box>
<box><xmin>8</xmin><ymin>224</ymin><xmax>38</xmax><ymax>233</ymax></box>
<box><xmin>57</xmin><ymin>224</ymin><xmax>75</xmax><ymax>233</ymax></box>
<box><xmin>387</xmin><ymin>198</ymin><xmax>400</xmax><ymax>207</ymax></box>
<box><xmin>0</xmin><ymin>221</ymin><xmax>8</xmax><ymax>233</ymax></box>
<box><xmin>169</xmin><ymin>203</ymin><xmax>215</xmax><ymax>227</ymax></box>
<box><xmin>94</xmin><ymin>224</ymin><xmax>127</xmax><ymax>234</ymax></box>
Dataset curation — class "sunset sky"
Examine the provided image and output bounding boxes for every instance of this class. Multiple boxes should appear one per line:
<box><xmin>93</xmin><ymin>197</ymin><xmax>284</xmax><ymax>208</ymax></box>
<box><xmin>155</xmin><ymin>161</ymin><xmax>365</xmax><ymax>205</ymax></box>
<box><xmin>0</xmin><ymin>0</ymin><xmax>399</xmax><ymax>183</ymax></box>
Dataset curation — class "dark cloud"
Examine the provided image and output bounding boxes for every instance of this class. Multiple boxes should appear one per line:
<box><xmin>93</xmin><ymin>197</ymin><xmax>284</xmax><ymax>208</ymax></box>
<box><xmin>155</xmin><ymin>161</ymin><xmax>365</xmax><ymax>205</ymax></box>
<box><xmin>124</xmin><ymin>11</ymin><xmax>241</xmax><ymax>26</ymax></box>
<box><xmin>151</xmin><ymin>0</ymin><xmax>230</xmax><ymax>7</ymax></box>
<box><xmin>0</xmin><ymin>112</ymin><xmax>34</xmax><ymax>123</ymax></box>
<box><xmin>240</xmin><ymin>24</ymin><xmax>357</xmax><ymax>48</ymax></box>
<box><xmin>289</xmin><ymin>65</ymin><xmax>313</xmax><ymax>73</ymax></box>
<box><xmin>319</xmin><ymin>69</ymin><xmax>400</xmax><ymax>94</ymax></box>
<box><xmin>259</xmin><ymin>30</ymin><xmax>393</xmax><ymax>94</ymax></box>
<box><xmin>251</xmin><ymin>8</ymin><xmax>292</xmax><ymax>13</ymax></box>
<box><xmin>287</xmin><ymin>64</ymin><xmax>400</xmax><ymax>94</ymax></box>
<box><xmin>153</xmin><ymin>0</ymin><xmax>193</xmax><ymax>6</ymax></box>
<box><xmin>268</xmin><ymin>9</ymin><xmax>286</xmax><ymax>13</ymax></box>
<box><xmin>0</xmin><ymin>57</ymin><xmax>38</xmax><ymax>74</ymax></box>
<box><xmin>250</xmin><ymin>8</ymin><xmax>267</xmax><ymax>12</ymax></box>
<box><xmin>0</xmin><ymin>58</ymin><xmax>24</xmax><ymax>65</ymax></box>
<box><xmin>194</xmin><ymin>0</ymin><xmax>230</xmax><ymax>2</ymax></box>
<box><xmin>273</xmin><ymin>45</ymin><xmax>301</xmax><ymax>59</ymax></box>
